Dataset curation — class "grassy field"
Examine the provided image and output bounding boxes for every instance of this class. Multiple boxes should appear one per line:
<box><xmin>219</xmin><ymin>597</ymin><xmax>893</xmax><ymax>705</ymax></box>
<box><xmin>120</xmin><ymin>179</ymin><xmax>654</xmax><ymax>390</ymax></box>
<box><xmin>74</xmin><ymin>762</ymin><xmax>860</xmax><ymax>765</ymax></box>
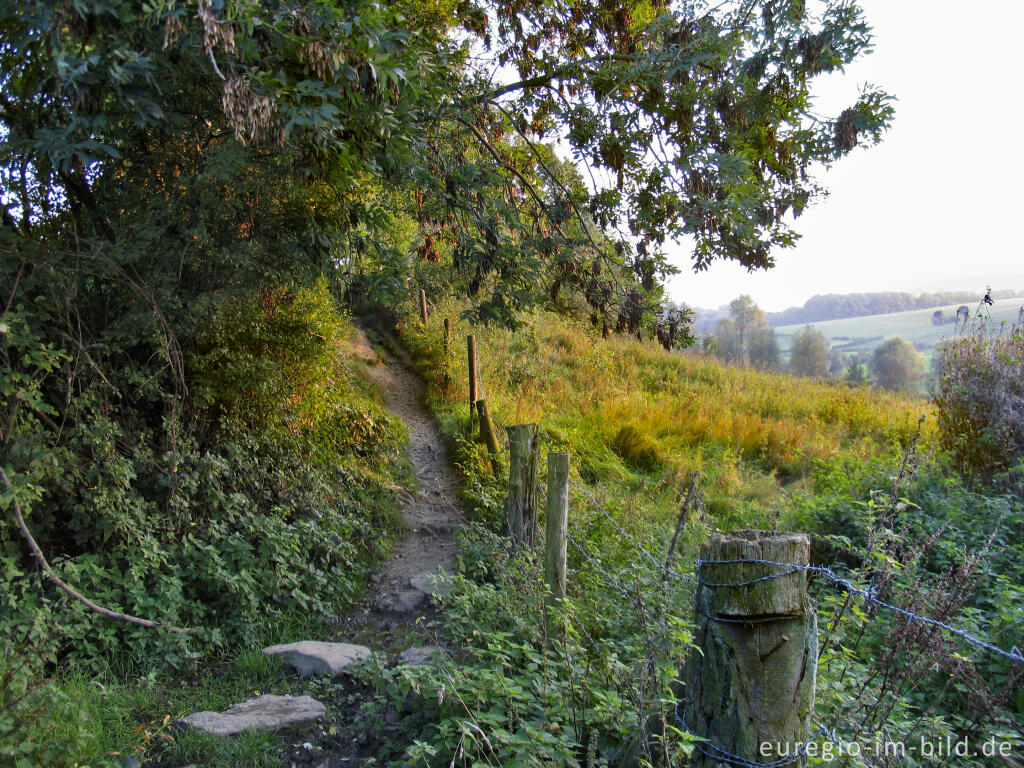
<box><xmin>774</xmin><ymin>296</ymin><xmax>1024</xmax><ymax>363</ymax></box>
<box><xmin>387</xmin><ymin>297</ymin><xmax>1022</xmax><ymax>768</ymax></box>
<box><xmin>401</xmin><ymin>297</ymin><xmax>933</xmax><ymax>529</ymax></box>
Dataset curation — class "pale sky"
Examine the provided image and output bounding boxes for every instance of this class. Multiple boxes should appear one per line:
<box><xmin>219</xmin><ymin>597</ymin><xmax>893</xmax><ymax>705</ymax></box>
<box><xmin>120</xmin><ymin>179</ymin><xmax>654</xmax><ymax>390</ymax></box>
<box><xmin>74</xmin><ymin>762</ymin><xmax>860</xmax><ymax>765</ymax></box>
<box><xmin>666</xmin><ymin>0</ymin><xmax>1024</xmax><ymax>312</ymax></box>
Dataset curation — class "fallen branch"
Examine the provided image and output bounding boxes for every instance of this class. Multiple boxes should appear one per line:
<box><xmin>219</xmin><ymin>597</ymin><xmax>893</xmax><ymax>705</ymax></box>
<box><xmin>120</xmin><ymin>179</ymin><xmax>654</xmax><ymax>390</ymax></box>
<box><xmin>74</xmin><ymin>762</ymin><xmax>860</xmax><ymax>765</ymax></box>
<box><xmin>0</xmin><ymin>466</ymin><xmax>200</xmax><ymax>636</ymax></box>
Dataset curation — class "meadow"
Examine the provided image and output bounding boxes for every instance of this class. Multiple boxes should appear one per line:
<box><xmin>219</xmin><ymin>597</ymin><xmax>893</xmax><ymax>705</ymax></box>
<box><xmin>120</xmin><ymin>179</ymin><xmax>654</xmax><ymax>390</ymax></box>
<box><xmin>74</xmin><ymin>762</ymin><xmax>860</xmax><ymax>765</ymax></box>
<box><xmin>390</xmin><ymin>294</ymin><xmax>1021</xmax><ymax>767</ymax></box>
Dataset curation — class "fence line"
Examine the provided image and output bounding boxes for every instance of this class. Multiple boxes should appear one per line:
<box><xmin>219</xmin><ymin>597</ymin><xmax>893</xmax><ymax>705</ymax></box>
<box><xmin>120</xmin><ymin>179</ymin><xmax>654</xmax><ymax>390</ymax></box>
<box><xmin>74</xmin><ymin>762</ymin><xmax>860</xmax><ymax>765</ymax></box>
<box><xmin>695</xmin><ymin>558</ymin><xmax>1024</xmax><ymax>665</ymax></box>
<box><xmin>447</xmin><ymin>334</ymin><xmax>1021</xmax><ymax>765</ymax></box>
<box><xmin>500</xmin><ymin>415</ymin><xmax>1023</xmax><ymax>666</ymax></box>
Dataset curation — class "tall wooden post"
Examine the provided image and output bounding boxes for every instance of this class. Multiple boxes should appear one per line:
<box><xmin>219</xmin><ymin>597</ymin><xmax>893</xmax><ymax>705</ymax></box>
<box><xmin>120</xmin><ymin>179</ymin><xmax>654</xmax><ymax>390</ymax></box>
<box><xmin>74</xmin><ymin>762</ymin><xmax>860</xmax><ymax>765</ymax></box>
<box><xmin>684</xmin><ymin>530</ymin><xmax>817</xmax><ymax>767</ymax></box>
<box><xmin>503</xmin><ymin>424</ymin><xmax>539</xmax><ymax>548</ymax></box>
<box><xmin>544</xmin><ymin>451</ymin><xmax>569</xmax><ymax>602</ymax></box>
<box><xmin>475</xmin><ymin>399</ymin><xmax>502</xmax><ymax>474</ymax></box>
<box><xmin>442</xmin><ymin>318</ymin><xmax>452</xmax><ymax>388</ymax></box>
<box><xmin>419</xmin><ymin>289</ymin><xmax>429</xmax><ymax>325</ymax></box>
<box><xmin>467</xmin><ymin>334</ymin><xmax>478</xmax><ymax>424</ymax></box>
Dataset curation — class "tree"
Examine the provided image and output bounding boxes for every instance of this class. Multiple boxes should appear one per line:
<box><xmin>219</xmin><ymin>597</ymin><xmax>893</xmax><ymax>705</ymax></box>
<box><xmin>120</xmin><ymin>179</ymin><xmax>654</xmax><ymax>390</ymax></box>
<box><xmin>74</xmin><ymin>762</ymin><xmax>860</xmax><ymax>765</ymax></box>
<box><xmin>1</xmin><ymin>0</ymin><xmax>893</xmax><ymax>331</ymax></box>
<box><xmin>728</xmin><ymin>296</ymin><xmax>767</xmax><ymax>363</ymax></box>
<box><xmin>871</xmin><ymin>337</ymin><xmax>926</xmax><ymax>392</ymax></box>
<box><xmin>712</xmin><ymin>318</ymin><xmax>742</xmax><ymax>363</ymax></box>
<box><xmin>828</xmin><ymin>348</ymin><xmax>849</xmax><ymax>377</ymax></box>
<box><xmin>790</xmin><ymin>325</ymin><xmax>829</xmax><ymax>377</ymax></box>
<box><xmin>749</xmin><ymin>327</ymin><xmax>781</xmax><ymax>369</ymax></box>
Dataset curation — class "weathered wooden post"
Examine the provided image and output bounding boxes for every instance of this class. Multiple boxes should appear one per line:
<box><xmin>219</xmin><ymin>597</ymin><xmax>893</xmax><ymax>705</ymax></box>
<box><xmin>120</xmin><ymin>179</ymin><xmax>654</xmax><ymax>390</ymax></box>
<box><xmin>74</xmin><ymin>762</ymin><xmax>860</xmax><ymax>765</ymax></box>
<box><xmin>544</xmin><ymin>451</ymin><xmax>569</xmax><ymax>603</ymax></box>
<box><xmin>503</xmin><ymin>424</ymin><xmax>539</xmax><ymax>548</ymax></box>
<box><xmin>467</xmin><ymin>334</ymin><xmax>478</xmax><ymax>424</ymax></box>
<box><xmin>683</xmin><ymin>530</ymin><xmax>817</xmax><ymax>767</ymax></box>
<box><xmin>475</xmin><ymin>399</ymin><xmax>502</xmax><ymax>474</ymax></box>
<box><xmin>442</xmin><ymin>318</ymin><xmax>452</xmax><ymax>388</ymax></box>
<box><xmin>419</xmin><ymin>289</ymin><xmax>429</xmax><ymax>325</ymax></box>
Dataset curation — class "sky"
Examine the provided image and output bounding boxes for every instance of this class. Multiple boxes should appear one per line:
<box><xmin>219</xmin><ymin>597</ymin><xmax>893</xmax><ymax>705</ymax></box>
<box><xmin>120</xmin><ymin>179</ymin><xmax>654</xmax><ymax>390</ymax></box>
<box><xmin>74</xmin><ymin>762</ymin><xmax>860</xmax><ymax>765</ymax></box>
<box><xmin>665</xmin><ymin>0</ymin><xmax>1024</xmax><ymax>312</ymax></box>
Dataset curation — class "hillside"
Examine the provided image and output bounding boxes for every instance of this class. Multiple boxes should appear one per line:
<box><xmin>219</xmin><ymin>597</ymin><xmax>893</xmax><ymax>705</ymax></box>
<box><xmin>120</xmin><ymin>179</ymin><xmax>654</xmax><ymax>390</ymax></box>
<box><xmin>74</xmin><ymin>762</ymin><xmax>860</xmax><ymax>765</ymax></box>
<box><xmin>774</xmin><ymin>296</ymin><xmax>1024</xmax><ymax>363</ymax></box>
<box><xmin>402</xmin><ymin>297</ymin><xmax>933</xmax><ymax>524</ymax></box>
<box><xmin>388</xmin><ymin>299</ymin><xmax>1022</xmax><ymax>767</ymax></box>
<box><xmin>694</xmin><ymin>290</ymin><xmax>1024</xmax><ymax>334</ymax></box>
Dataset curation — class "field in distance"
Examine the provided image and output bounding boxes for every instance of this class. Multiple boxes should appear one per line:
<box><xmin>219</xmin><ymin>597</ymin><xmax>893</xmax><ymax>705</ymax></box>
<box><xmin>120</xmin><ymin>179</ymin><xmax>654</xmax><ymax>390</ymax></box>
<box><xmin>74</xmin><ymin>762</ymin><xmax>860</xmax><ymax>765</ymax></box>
<box><xmin>774</xmin><ymin>296</ymin><xmax>1024</xmax><ymax>363</ymax></box>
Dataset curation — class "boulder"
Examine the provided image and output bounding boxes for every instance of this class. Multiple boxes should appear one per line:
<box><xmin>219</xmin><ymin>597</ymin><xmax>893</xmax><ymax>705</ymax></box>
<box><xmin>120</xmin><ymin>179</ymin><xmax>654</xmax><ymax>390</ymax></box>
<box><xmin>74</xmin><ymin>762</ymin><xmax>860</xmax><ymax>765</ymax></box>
<box><xmin>181</xmin><ymin>694</ymin><xmax>325</xmax><ymax>736</ymax></box>
<box><xmin>262</xmin><ymin>640</ymin><xmax>372</xmax><ymax>678</ymax></box>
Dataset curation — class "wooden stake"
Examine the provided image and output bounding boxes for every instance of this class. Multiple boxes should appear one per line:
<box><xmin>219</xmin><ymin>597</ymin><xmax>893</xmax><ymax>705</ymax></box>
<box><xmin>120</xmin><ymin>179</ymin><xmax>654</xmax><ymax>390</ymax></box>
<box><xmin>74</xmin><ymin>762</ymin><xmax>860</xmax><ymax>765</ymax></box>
<box><xmin>503</xmin><ymin>424</ymin><xmax>539</xmax><ymax>547</ymax></box>
<box><xmin>544</xmin><ymin>451</ymin><xmax>570</xmax><ymax>602</ymax></box>
<box><xmin>467</xmin><ymin>334</ymin><xmax>478</xmax><ymax>424</ymax></box>
<box><xmin>419</xmin><ymin>289</ymin><xmax>429</xmax><ymax>325</ymax></box>
<box><xmin>684</xmin><ymin>530</ymin><xmax>817</xmax><ymax>768</ymax></box>
<box><xmin>442</xmin><ymin>318</ymin><xmax>452</xmax><ymax>388</ymax></box>
<box><xmin>476</xmin><ymin>399</ymin><xmax>502</xmax><ymax>474</ymax></box>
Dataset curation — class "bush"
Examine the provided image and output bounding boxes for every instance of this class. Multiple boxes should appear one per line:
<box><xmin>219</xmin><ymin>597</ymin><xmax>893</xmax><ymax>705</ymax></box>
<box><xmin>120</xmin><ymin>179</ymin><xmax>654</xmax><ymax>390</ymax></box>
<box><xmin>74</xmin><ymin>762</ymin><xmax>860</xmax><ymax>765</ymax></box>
<box><xmin>933</xmin><ymin>314</ymin><xmax>1024</xmax><ymax>476</ymax></box>
<box><xmin>609</xmin><ymin>424</ymin><xmax>662</xmax><ymax>472</ymax></box>
<box><xmin>1</xmin><ymin>279</ymin><xmax>407</xmax><ymax>763</ymax></box>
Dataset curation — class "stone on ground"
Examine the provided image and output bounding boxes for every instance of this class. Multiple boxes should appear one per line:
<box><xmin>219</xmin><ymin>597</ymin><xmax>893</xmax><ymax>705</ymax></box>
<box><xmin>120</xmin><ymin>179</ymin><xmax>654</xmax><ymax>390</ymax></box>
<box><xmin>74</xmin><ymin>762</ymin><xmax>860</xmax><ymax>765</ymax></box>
<box><xmin>374</xmin><ymin>589</ymin><xmax>425</xmax><ymax>613</ymax></box>
<box><xmin>397</xmin><ymin>646</ymin><xmax>439</xmax><ymax>666</ymax></box>
<box><xmin>181</xmin><ymin>694</ymin><xmax>325</xmax><ymax>736</ymax></box>
<box><xmin>262</xmin><ymin>640</ymin><xmax>372</xmax><ymax>678</ymax></box>
<box><xmin>409</xmin><ymin>572</ymin><xmax>449</xmax><ymax>594</ymax></box>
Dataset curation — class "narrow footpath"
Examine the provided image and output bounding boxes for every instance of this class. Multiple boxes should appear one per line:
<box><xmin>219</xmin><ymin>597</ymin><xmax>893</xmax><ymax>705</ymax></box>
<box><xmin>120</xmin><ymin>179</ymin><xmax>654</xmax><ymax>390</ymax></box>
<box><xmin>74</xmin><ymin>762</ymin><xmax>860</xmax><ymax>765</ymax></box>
<box><xmin>181</xmin><ymin>327</ymin><xmax>467</xmax><ymax>767</ymax></box>
<box><xmin>353</xmin><ymin>327</ymin><xmax>464</xmax><ymax>617</ymax></box>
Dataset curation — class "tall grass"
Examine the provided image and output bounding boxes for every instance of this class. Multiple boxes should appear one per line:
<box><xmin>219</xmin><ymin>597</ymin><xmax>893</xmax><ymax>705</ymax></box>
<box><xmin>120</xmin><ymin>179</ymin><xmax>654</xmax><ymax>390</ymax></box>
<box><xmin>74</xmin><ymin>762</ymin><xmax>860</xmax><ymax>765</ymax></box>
<box><xmin>401</xmin><ymin>296</ymin><xmax>932</xmax><ymax>528</ymax></box>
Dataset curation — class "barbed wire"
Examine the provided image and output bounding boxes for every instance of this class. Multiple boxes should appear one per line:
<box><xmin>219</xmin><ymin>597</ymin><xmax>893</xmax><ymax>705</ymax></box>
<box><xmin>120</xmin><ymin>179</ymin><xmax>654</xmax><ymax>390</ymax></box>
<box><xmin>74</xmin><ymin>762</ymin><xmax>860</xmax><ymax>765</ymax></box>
<box><xmin>494</xmin><ymin>418</ymin><xmax>696</xmax><ymax>584</ymax></box>
<box><xmin>697</xmin><ymin>558</ymin><xmax>1024</xmax><ymax>665</ymax></box>
<box><xmin>674</xmin><ymin>700</ymin><xmax>810</xmax><ymax>768</ymax></box>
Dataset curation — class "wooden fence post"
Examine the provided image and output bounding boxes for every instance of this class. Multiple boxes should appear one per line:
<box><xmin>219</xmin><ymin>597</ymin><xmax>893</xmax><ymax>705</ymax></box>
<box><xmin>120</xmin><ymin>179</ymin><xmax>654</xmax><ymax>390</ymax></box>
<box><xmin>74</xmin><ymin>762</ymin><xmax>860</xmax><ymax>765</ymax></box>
<box><xmin>475</xmin><ymin>399</ymin><xmax>502</xmax><ymax>474</ymax></box>
<box><xmin>467</xmin><ymin>334</ymin><xmax>478</xmax><ymax>424</ymax></box>
<box><xmin>419</xmin><ymin>289</ymin><xmax>429</xmax><ymax>325</ymax></box>
<box><xmin>544</xmin><ymin>451</ymin><xmax>569</xmax><ymax>603</ymax></box>
<box><xmin>684</xmin><ymin>530</ymin><xmax>817</xmax><ymax>767</ymax></box>
<box><xmin>503</xmin><ymin>424</ymin><xmax>539</xmax><ymax>548</ymax></box>
<box><xmin>442</xmin><ymin>318</ymin><xmax>452</xmax><ymax>388</ymax></box>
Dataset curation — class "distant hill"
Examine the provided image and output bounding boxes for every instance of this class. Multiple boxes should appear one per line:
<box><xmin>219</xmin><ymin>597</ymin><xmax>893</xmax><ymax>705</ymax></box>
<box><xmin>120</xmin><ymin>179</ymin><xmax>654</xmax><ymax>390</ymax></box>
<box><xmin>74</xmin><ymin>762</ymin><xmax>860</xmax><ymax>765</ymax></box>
<box><xmin>773</xmin><ymin>296</ymin><xmax>1024</xmax><ymax>364</ymax></box>
<box><xmin>693</xmin><ymin>289</ymin><xmax>1021</xmax><ymax>333</ymax></box>
<box><xmin>764</xmin><ymin>290</ymin><xmax>1021</xmax><ymax>327</ymax></box>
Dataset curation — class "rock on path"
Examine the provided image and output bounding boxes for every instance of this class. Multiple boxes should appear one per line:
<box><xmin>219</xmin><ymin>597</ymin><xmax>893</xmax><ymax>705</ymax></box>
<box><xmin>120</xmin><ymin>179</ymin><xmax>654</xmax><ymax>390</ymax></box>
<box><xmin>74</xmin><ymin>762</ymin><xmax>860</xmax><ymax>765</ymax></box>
<box><xmin>180</xmin><ymin>695</ymin><xmax>326</xmax><ymax>736</ymax></box>
<box><xmin>262</xmin><ymin>641</ymin><xmax>372</xmax><ymax>678</ymax></box>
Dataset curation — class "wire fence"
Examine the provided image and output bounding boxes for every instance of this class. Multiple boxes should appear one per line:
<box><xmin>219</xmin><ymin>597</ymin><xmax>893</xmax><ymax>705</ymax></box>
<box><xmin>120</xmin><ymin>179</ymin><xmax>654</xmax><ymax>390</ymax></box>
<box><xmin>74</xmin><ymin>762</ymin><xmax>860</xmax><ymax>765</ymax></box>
<box><xmin>483</xmin><ymin>412</ymin><xmax>1023</xmax><ymax>766</ymax></box>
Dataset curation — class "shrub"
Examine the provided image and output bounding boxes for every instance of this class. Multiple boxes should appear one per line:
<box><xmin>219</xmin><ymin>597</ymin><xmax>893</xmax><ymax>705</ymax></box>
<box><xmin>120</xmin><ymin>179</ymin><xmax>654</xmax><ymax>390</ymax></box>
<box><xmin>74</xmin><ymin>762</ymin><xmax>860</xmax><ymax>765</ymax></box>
<box><xmin>933</xmin><ymin>314</ymin><xmax>1024</xmax><ymax>476</ymax></box>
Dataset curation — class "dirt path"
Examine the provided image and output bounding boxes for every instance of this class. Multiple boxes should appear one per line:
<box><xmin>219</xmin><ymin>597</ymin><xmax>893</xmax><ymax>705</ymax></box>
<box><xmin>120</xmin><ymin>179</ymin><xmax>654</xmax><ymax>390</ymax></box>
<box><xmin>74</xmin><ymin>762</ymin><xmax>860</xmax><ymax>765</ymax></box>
<box><xmin>357</xmin><ymin>328</ymin><xmax>465</xmax><ymax>616</ymax></box>
<box><xmin>282</xmin><ymin>329</ymin><xmax>466</xmax><ymax>765</ymax></box>
<box><xmin>337</xmin><ymin>326</ymin><xmax>465</xmax><ymax>634</ymax></box>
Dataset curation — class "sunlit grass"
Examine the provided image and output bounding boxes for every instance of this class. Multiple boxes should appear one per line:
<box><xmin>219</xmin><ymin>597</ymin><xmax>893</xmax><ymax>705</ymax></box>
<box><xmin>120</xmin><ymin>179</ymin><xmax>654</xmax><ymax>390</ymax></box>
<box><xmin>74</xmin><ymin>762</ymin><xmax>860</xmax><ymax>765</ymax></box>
<box><xmin>401</xmin><ymin>297</ymin><xmax>933</xmax><ymax>529</ymax></box>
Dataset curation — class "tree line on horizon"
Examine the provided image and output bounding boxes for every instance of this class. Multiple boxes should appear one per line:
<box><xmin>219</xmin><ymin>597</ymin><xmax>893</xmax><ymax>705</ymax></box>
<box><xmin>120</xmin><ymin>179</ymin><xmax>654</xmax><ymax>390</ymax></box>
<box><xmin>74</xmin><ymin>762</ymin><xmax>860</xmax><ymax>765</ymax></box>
<box><xmin>689</xmin><ymin>294</ymin><xmax>929</xmax><ymax>392</ymax></box>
